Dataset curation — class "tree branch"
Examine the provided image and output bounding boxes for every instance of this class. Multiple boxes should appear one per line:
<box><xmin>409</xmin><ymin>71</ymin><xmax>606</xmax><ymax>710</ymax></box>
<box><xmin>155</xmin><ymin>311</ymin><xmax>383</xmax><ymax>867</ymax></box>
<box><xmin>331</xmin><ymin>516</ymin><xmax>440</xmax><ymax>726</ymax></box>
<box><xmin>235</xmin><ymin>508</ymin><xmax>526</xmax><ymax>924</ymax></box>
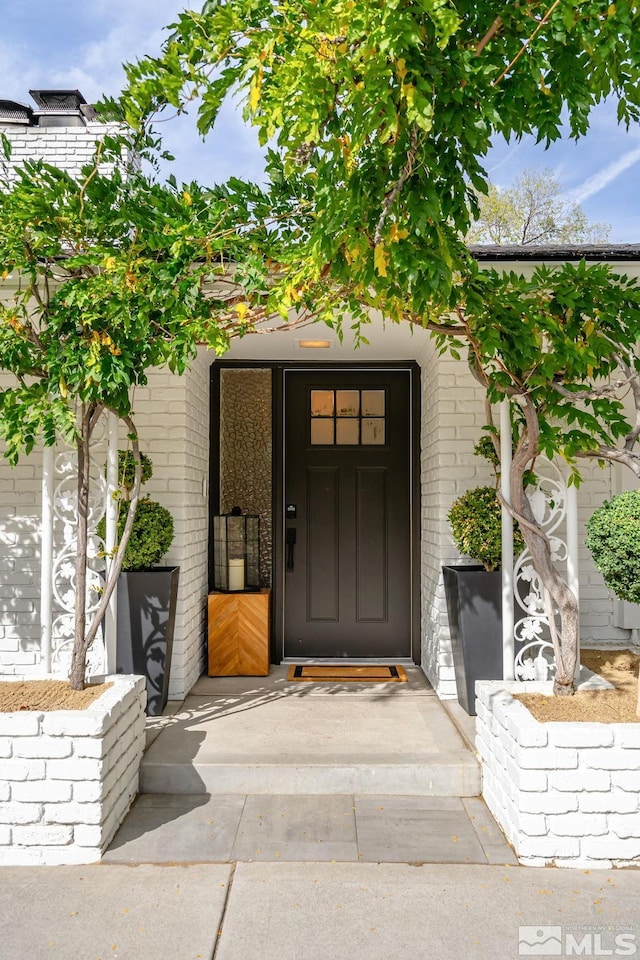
<box><xmin>78</xmin><ymin>141</ymin><xmax>104</xmax><ymax>220</ymax></box>
<box><xmin>476</xmin><ymin>17</ymin><xmax>503</xmax><ymax>55</ymax></box>
<box><xmin>374</xmin><ymin>126</ymin><xmax>420</xmax><ymax>246</ymax></box>
<box><xmin>551</xmin><ymin>378</ymin><xmax>633</xmax><ymax>402</ymax></box>
<box><xmin>575</xmin><ymin>446</ymin><xmax>640</xmax><ymax>478</ymax></box>
<box><xmin>493</xmin><ymin>0</ymin><xmax>562</xmax><ymax>88</ymax></box>
<box><xmin>613</xmin><ymin>351</ymin><xmax>640</xmax><ymax>452</ymax></box>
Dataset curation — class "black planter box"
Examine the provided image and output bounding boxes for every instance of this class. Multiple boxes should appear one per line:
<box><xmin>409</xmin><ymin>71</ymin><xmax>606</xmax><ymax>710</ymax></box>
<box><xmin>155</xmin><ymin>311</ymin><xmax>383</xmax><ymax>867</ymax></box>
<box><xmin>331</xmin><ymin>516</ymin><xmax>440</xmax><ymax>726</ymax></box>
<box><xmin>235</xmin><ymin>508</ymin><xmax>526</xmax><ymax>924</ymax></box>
<box><xmin>442</xmin><ymin>564</ymin><xmax>503</xmax><ymax>716</ymax></box>
<box><xmin>116</xmin><ymin>566</ymin><xmax>180</xmax><ymax>717</ymax></box>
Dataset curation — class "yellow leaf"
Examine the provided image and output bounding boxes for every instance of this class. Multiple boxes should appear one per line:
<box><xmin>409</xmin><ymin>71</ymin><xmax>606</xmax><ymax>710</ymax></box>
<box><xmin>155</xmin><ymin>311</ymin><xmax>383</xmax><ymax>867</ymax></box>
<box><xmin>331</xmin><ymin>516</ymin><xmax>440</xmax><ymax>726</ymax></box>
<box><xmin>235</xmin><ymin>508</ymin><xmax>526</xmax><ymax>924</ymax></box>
<box><xmin>348</xmin><ymin>243</ymin><xmax>365</xmax><ymax>264</ymax></box>
<box><xmin>374</xmin><ymin>245</ymin><xmax>388</xmax><ymax>277</ymax></box>
<box><xmin>249</xmin><ymin>67</ymin><xmax>263</xmax><ymax>113</ymax></box>
<box><xmin>103</xmin><ymin>256</ymin><xmax>116</xmax><ymax>272</ymax></box>
<box><xmin>608</xmin><ymin>3</ymin><xmax>616</xmax><ymax>15</ymax></box>
<box><xmin>182</xmin><ymin>190</ymin><xmax>193</xmax><ymax>206</ymax></box>
<box><xmin>59</xmin><ymin>377</ymin><xmax>68</xmax><ymax>399</ymax></box>
<box><xmin>235</xmin><ymin>302</ymin><xmax>249</xmax><ymax>320</ymax></box>
<box><xmin>402</xmin><ymin>83</ymin><xmax>415</xmax><ymax>106</ymax></box>
<box><xmin>389</xmin><ymin>224</ymin><xmax>409</xmax><ymax>243</ymax></box>
<box><xmin>397</xmin><ymin>59</ymin><xmax>407</xmax><ymax>82</ymax></box>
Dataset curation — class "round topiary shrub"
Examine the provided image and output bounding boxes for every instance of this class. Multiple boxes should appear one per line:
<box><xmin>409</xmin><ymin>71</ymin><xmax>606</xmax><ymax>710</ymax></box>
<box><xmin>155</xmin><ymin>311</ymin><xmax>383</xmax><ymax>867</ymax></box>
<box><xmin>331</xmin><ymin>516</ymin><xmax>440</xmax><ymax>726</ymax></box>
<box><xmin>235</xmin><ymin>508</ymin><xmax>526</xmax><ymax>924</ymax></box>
<box><xmin>447</xmin><ymin>485</ymin><xmax>525</xmax><ymax>572</ymax></box>
<box><xmin>586</xmin><ymin>490</ymin><xmax>640</xmax><ymax>604</ymax></box>
<box><xmin>117</xmin><ymin>450</ymin><xmax>153</xmax><ymax>492</ymax></box>
<box><xmin>114</xmin><ymin>497</ymin><xmax>174</xmax><ymax>571</ymax></box>
<box><xmin>97</xmin><ymin>450</ymin><xmax>174</xmax><ymax>571</ymax></box>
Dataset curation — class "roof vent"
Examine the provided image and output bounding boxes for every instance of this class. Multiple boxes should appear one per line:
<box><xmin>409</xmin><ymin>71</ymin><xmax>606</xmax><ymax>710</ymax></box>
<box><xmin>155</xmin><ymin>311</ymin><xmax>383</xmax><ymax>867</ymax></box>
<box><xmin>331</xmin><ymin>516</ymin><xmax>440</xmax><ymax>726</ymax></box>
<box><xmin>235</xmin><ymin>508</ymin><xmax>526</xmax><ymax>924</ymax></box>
<box><xmin>0</xmin><ymin>99</ymin><xmax>34</xmax><ymax>125</ymax></box>
<box><xmin>29</xmin><ymin>89</ymin><xmax>88</xmax><ymax>127</ymax></box>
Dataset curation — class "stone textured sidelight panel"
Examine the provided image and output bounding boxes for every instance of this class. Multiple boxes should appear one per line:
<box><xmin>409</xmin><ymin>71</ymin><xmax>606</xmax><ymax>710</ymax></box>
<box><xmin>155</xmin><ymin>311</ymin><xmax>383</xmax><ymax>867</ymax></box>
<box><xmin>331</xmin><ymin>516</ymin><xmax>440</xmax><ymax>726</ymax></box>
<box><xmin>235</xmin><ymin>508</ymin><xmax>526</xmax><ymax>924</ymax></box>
<box><xmin>219</xmin><ymin>368</ymin><xmax>273</xmax><ymax>587</ymax></box>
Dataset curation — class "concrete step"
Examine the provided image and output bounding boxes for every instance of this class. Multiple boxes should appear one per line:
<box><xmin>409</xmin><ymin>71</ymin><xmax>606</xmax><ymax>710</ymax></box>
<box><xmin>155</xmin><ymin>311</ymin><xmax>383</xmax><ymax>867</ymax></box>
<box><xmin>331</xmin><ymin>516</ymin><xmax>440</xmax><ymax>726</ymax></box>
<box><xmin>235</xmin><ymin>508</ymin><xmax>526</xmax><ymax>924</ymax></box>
<box><xmin>141</xmin><ymin>668</ymin><xmax>481</xmax><ymax>797</ymax></box>
<box><xmin>140</xmin><ymin>754</ymin><xmax>481</xmax><ymax>796</ymax></box>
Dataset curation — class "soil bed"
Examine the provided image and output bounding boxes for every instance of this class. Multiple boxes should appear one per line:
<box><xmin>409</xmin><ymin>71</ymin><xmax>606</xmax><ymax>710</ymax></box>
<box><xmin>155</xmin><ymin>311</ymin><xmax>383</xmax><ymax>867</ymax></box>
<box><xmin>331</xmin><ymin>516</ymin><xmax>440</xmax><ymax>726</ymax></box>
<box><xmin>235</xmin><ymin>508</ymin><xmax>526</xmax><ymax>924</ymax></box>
<box><xmin>515</xmin><ymin>649</ymin><xmax>639</xmax><ymax>723</ymax></box>
<box><xmin>0</xmin><ymin>680</ymin><xmax>111</xmax><ymax>712</ymax></box>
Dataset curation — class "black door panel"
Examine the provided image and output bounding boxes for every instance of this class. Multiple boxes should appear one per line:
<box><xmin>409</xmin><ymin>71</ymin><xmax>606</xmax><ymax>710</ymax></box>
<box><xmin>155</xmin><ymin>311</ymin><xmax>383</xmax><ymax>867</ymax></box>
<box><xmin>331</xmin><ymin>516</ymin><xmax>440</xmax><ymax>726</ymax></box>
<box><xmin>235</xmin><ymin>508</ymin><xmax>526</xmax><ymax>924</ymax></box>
<box><xmin>284</xmin><ymin>370</ymin><xmax>411</xmax><ymax>659</ymax></box>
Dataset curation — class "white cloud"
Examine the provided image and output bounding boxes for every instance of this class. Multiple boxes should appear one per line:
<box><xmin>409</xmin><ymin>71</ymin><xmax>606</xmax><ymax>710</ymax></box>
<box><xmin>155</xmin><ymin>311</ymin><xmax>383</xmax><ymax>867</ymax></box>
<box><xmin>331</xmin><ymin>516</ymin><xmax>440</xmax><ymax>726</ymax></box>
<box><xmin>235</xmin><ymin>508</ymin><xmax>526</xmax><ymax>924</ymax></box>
<box><xmin>1</xmin><ymin>1</ymin><xmax>186</xmax><ymax>103</ymax></box>
<box><xmin>564</xmin><ymin>146</ymin><xmax>640</xmax><ymax>205</ymax></box>
<box><xmin>487</xmin><ymin>143</ymin><xmax>522</xmax><ymax>178</ymax></box>
<box><xmin>55</xmin><ymin>26</ymin><xmax>168</xmax><ymax>101</ymax></box>
<box><xmin>0</xmin><ymin>40</ymin><xmax>42</xmax><ymax>102</ymax></box>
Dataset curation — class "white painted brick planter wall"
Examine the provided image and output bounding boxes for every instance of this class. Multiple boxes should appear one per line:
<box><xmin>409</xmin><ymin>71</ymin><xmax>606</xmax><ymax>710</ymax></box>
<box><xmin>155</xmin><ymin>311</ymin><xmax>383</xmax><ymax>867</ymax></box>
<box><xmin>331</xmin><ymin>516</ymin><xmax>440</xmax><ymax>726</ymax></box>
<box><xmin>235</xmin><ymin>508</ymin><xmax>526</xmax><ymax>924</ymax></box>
<box><xmin>476</xmin><ymin>680</ymin><xmax>640</xmax><ymax>868</ymax></box>
<box><xmin>0</xmin><ymin>675</ymin><xmax>145</xmax><ymax>865</ymax></box>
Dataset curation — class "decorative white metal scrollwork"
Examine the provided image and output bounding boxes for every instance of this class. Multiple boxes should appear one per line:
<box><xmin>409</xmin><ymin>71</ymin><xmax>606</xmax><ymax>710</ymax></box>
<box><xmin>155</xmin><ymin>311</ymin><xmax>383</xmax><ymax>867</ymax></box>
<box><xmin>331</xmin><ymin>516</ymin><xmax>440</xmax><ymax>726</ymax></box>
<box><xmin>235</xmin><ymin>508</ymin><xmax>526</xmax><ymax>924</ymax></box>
<box><xmin>50</xmin><ymin>419</ymin><xmax>108</xmax><ymax>676</ymax></box>
<box><xmin>513</xmin><ymin>458</ymin><xmax>569</xmax><ymax>681</ymax></box>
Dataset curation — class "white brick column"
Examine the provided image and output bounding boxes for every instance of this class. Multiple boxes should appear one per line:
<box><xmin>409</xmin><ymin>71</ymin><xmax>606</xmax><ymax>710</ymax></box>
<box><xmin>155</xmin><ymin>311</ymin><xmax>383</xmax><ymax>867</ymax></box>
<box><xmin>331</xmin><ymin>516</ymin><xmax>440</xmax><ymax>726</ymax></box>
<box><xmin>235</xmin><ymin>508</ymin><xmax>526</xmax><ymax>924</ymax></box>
<box><xmin>418</xmin><ymin>341</ymin><xmax>493</xmax><ymax>696</ymax></box>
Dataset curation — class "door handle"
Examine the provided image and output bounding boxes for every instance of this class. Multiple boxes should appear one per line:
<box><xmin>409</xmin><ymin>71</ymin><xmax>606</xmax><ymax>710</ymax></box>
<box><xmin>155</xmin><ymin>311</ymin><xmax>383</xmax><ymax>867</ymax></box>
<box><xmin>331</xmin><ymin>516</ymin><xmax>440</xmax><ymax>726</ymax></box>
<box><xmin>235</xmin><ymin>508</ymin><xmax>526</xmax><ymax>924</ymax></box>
<box><xmin>286</xmin><ymin>528</ymin><xmax>297</xmax><ymax>572</ymax></box>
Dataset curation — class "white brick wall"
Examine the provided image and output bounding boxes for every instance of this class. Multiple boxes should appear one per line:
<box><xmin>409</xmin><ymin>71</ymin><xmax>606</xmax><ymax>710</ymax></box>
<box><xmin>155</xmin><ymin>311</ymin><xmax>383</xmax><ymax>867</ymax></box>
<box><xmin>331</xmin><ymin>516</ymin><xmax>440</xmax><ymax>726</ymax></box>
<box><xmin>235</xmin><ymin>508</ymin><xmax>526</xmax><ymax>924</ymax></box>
<box><xmin>0</xmin><ymin>352</ymin><xmax>213</xmax><ymax>699</ymax></box>
<box><xmin>476</xmin><ymin>680</ymin><xmax>640</xmax><ymax>868</ymax></box>
<box><xmin>0</xmin><ymin>441</ymin><xmax>42</xmax><ymax>676</ymax></box>
<box><xmin>0</xmin><ymin>117</ymin><xmax>143</xmax><ymax>678</ymax></box>
<box><xmin>1</xmin><ymin>117</ymin><xmax>212</xmax><ymax>698</ymax></box>
<box><xmin>0</xmin><ymin>121</ymin><xmax>130</xmax><ymax>182</ymax></box>
<box><xmin>0</xmin><ymin>675</ymin><xmax>145</xmax><ymax>865</ymax></box>
<box><xmin>137</xmin><ymin>350</ymin><xmax>211</xmax><ymax>698</ymax></box>
<box><xmin>418</xmin><ymin>341</ymin><xmax>492</xmax><ymax>697</ymax></box>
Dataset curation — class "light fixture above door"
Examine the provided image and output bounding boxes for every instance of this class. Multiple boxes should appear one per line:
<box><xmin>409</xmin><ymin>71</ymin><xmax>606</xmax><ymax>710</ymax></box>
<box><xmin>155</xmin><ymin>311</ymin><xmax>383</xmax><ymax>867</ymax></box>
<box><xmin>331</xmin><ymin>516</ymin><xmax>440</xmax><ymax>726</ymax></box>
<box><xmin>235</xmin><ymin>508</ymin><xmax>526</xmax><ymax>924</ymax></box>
<box><xmin>296</xmin><ymin>339</ymin><xmax>334</xmax><ymax>349</ymax></box>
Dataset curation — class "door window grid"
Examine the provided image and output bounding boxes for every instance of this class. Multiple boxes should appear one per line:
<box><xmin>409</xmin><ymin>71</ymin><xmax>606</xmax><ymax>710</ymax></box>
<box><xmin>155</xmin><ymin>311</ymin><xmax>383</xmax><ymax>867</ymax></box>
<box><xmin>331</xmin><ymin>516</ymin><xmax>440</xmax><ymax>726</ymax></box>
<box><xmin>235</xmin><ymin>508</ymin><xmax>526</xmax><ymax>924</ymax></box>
<box><xmin>311</xmin><ymin>389</ymin><xmax>385</xmax><ymax>445</ymax></box>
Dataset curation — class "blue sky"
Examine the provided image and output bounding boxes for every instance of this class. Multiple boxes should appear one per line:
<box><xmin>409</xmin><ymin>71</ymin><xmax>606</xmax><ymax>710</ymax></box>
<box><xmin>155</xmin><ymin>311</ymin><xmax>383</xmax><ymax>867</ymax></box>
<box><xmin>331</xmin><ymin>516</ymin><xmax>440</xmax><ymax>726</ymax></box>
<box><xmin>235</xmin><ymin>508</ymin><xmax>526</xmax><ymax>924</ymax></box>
<box><xmin>2</xmin><ymin>1</ymin><xmax>639</xmax><ymax>242</ymax></box>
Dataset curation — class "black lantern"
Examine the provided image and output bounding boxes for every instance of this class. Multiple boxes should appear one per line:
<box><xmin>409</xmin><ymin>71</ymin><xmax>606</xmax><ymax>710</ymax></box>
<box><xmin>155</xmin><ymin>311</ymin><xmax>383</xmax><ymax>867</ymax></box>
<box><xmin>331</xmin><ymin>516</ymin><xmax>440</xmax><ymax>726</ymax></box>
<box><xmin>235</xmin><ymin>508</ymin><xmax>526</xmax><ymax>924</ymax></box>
<box><xmin>213</xmin><ymin>507</ymin><xmax>260</xmax><ymax>592</ymax></box>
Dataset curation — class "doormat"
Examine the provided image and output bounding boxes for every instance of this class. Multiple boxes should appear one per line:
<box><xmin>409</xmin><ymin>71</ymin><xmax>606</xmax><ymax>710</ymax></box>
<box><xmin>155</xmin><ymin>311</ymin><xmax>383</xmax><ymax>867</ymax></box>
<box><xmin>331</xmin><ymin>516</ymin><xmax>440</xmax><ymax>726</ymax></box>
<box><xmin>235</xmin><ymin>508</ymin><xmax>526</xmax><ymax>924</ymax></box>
<box><xmin>287</xmin><ymin>665</ymin><xmax>407</xmax><ymax>682</ymax></box>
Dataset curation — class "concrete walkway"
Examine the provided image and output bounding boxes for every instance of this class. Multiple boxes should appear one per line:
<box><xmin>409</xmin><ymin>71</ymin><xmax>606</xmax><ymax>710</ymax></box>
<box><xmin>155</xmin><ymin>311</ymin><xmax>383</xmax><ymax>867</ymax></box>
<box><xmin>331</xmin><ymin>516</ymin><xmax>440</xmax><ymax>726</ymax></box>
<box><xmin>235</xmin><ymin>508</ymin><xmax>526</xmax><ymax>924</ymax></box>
<box><xmin>104</xmin><ymin>793</ymin><xmax>517</xmax><ymax>865</ymax></box>
<box><xmin>2</xmin><ymin>860</ymin><xmax>638</xmax><ymax>960</ymax></box>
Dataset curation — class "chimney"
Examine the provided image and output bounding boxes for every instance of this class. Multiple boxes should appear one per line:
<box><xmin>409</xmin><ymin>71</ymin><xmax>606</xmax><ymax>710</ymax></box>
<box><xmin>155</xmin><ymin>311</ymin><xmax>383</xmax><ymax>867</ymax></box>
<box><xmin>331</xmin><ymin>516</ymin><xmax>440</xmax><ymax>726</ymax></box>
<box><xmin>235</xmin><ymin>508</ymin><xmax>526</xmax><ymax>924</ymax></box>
<box><xmin>28</xmin><ymin>89</ymin><xmax>95</xmax><ymax>127</ymax></box>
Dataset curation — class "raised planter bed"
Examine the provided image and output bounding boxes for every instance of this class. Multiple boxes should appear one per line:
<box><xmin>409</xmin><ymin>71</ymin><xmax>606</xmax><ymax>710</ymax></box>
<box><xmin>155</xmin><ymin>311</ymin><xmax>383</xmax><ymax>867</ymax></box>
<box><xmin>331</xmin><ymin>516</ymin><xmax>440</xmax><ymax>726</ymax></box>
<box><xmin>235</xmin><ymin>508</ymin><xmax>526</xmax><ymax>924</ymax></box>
<box><xmin>476</xmin><ymin>679</ymin><xmax>640</xmax><ymax>868</ymax></box>
<box><xmin>0</xmin><ymin>675</ymin><xmax>146</xmax><ymax>865</ymax></box>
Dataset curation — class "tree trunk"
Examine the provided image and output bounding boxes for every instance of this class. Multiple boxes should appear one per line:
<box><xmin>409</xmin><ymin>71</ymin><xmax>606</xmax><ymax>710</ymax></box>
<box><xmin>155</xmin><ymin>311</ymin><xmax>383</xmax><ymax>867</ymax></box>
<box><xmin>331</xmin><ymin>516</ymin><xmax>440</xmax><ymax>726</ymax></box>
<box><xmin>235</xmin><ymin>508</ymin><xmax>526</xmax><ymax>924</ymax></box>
<box><xmin>68</xmin><ymin>412</ymin><xmax>142</xmax><ymax>690</ymax></box>
<box><xmin>81</xmin><ymin>416</ymin><xmax>142</xmax><ymax>655</ymax></box>
<box><xmin>510</xmin><ymin>396</ymin><xmax>578</xmax><ymax>695</ymax></box>
<box><xmin>69</xmin><ymin>404</ymin><xmax>93</xmax><ymax>691</ymax></box>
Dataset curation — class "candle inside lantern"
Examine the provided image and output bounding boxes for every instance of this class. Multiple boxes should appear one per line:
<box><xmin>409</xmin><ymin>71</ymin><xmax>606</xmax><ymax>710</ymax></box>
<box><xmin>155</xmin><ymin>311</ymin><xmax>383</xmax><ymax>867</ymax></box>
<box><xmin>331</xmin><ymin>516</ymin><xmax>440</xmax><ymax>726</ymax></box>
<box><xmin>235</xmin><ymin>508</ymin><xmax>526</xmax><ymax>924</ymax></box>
<box><xmin>228</xmin><ymin>558</ymin><xmax>245</xmax><ymax>591</ymax></box>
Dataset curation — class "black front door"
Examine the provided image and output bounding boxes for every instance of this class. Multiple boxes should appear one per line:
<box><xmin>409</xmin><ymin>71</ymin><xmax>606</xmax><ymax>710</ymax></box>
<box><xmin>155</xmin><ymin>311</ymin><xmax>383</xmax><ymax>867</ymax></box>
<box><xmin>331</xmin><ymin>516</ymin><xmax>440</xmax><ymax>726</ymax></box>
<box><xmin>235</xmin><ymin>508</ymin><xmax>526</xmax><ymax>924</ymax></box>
<box><xmin>283</xmin><ymin>369</ymin><xmax>412</xmax><ymax>659</ymax></box>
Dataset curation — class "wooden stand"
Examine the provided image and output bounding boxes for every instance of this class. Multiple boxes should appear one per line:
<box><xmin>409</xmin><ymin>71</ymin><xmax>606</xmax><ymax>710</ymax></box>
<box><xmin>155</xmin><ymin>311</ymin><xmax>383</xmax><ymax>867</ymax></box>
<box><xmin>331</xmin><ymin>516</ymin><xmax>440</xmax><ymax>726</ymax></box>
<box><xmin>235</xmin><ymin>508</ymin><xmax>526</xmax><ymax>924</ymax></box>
<box><xmin>207</xmin><ymin>589</ymin><xmax>270</xmax><ymax>677</ymax></box>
